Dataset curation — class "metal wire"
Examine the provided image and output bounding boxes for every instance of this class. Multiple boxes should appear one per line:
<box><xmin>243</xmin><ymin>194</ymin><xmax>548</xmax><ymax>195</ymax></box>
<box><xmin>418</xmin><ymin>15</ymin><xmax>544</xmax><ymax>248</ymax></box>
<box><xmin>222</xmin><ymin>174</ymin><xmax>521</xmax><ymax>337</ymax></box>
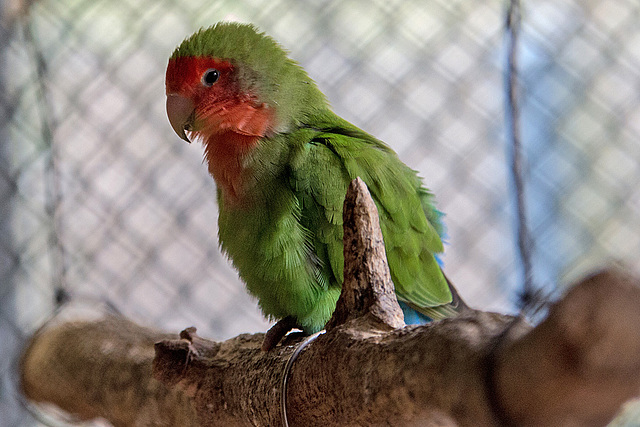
<box><xmin>505</xmin><ymin>0</ymin><xmax>541</xmax><ymax>316</ymax></box>
<box><xmin>22</xmin><ymin>16</ymin><xmax>68</xmax><ymax>309</ymax></box>
<box><xmin>281</xmin><ymin>330</ymin><xmax>326</xmax><ymax>427</ymax></box>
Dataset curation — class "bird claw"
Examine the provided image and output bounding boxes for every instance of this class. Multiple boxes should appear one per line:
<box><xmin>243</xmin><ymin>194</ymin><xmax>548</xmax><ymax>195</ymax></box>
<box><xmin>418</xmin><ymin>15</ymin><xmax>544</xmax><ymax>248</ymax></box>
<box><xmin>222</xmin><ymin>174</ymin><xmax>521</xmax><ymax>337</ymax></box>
<box><xmin>261</xmin><ymin>316</ymin><xmax>302</xmax><ymax>351</ymax></box>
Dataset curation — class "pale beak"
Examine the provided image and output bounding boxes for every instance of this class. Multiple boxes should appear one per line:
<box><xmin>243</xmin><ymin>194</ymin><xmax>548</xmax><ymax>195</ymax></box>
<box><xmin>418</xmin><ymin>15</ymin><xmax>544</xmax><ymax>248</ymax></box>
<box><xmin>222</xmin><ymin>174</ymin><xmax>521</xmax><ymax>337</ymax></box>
<box><xmin>166</xmin><ymin>93</ymin><xmax>195</xmax><ymax>143</ymax></box>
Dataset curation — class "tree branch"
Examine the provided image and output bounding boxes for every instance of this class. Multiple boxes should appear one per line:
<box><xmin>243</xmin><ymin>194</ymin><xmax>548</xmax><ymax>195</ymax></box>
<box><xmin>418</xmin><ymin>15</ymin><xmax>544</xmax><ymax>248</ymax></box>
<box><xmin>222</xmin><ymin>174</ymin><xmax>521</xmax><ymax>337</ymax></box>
<box><xmin>494</xmin><ymin>268</ymin><xmax>640</xmax><ymax>426</ymax></box>
<box><xmin>20</xmin><ymin>314</ymin><xmax>199</xmax><ymax>426</ymax></box>
<box><xmin>20</xmin><ymin>179</ymin><xmax>640</xmax><ymax>426</ymax></box>
<box><xmin>326</xmin><ymin>176</ymin><xmax>405</xmax><ymax>330</ymax></box>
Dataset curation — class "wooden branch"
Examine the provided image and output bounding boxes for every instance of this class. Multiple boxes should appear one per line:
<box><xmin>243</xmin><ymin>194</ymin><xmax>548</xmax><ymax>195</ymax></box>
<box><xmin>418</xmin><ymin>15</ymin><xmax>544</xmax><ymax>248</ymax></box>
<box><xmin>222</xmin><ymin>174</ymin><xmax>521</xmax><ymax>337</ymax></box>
<box><xmin>20</xmin><ymin>314</ymin><xmax>199</xmax><ymax>426</ymax></box>
<box><xmin>326</xmin><ymin>177</ymin><xmax>405</xmax><ymax>330</ymax></box>
<box><xmin>20</xmin><ymin>179</ymin><xmax>640</xmax><ymax>426</ymax></box>
<box><xmin>494</xmin><ymin>268</ymin><xmax>640</xmax><ymax>426</ymax></box>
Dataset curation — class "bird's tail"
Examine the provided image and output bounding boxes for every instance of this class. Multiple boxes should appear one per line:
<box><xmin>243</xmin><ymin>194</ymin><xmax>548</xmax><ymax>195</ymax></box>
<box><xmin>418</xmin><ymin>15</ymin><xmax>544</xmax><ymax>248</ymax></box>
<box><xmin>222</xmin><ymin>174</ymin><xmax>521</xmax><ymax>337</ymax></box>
<box><xmin>401</xmin><ymin>269</ymin><xmax>472</xmax><ymax>323</ymax></box>
<box><xmin>443</xmin><ymin>270</ymin><xmax>471</xmax><ymax>314</ymax></box>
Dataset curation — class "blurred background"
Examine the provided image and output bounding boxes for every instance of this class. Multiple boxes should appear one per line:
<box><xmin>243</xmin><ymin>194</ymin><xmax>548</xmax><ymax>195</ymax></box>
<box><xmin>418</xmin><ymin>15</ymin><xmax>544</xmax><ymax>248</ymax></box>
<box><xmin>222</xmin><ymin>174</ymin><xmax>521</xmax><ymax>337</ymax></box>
<box><xmin>1</xmin><ymin>0</ymin><xmax>639</xmax><ymax>425</ymax></box>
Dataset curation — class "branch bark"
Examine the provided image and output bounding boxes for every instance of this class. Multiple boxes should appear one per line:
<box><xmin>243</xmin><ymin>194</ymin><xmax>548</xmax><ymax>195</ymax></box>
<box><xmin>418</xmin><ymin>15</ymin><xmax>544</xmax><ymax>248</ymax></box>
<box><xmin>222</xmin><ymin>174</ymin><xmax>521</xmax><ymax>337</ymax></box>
<box><xmin>20</xmin><ymin>179</ymin><xmax>640</xmax><ymax>426</ymax></box>
<box><xmin>20</xmin><ymin>313</ymin><xmax>199</xmax><ymax>426</ymax></box>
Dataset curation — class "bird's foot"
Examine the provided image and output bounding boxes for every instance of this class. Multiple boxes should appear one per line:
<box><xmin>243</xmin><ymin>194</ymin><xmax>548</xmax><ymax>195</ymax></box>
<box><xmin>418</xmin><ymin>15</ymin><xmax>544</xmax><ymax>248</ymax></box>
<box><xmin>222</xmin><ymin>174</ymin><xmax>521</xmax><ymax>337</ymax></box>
<box><xmin>261</xmin><ymin>316</ymin><xmax>302</xmax><ymax>351</ymax></box>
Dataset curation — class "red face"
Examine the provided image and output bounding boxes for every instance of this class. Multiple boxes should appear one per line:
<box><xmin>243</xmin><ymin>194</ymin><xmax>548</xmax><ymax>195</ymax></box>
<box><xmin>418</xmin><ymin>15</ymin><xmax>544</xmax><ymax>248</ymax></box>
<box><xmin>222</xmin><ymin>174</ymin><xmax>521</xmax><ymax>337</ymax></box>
<box><xmin>165</xmin><ymin>56</ymin><xmax>276</xmax><ymax>203</ymax></box>
<box><xmin>166</xmin><ymin>57</ymin><xmax>235</xmax><ymax>103</ymax></box>
<box><xmin>165</xmin><ymin>56</ymin><xmax>273</xmax><ymax>143</ymax></box>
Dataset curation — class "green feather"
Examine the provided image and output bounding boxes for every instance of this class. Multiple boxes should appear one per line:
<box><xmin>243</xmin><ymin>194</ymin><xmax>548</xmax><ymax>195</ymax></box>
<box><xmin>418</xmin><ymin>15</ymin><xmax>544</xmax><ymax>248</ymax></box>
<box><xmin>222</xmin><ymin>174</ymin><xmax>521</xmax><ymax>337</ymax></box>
<box><xmin>171</xmin><ymin>22</ymin><xmax>326</xmax><ymax>133</ymax></box>
<box><xmin>174</xmin><ymin>23</ymin><xmax>462</xmax><ymax>332</ymax></box>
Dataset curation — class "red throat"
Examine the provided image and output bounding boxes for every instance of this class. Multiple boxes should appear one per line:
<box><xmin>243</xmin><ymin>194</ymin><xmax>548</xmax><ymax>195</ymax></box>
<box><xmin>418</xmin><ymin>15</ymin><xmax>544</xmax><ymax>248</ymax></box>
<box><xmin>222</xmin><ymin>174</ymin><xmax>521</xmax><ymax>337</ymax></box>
<box><xmin>200</xmin><ymin>100</ymin><xmax>273</xmax><ymax>205</ymax></box>
<box><xmin>167</xmin><ymin>56</ymin><xmax>275</xmax><ymax>204</ymax></box>
<box><xmin>201</xmin><ymin>131</ymin><xmax>261</xmax><ymax>204</ymax></box>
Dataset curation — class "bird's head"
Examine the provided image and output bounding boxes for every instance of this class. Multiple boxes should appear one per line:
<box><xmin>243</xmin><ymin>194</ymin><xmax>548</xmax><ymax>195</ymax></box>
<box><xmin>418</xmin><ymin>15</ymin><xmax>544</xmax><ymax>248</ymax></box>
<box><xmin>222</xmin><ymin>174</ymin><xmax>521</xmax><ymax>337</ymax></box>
<box><xmin>165</xmin><ymin>22</ymin><xmax>326</xmax><ymax>145</ymax></box>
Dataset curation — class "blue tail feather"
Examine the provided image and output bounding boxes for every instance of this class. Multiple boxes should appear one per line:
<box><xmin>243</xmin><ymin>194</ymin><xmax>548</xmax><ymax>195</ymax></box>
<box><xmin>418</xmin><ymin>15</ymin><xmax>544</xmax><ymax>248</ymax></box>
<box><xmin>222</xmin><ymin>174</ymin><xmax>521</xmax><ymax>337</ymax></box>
<box><xmin>398</xmin><ymin>301</ymin><xmax>432</xmax><ymax>324</ymax></box>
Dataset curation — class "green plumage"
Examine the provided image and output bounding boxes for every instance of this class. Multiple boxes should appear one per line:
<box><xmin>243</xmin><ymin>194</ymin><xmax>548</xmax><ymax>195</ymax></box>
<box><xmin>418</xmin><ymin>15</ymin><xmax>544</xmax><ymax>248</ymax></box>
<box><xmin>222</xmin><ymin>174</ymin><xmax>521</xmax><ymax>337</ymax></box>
<box><xmin>174</xmin><ymin>22</ymin><xmax>461</xmax><ymax>332</ymax></box>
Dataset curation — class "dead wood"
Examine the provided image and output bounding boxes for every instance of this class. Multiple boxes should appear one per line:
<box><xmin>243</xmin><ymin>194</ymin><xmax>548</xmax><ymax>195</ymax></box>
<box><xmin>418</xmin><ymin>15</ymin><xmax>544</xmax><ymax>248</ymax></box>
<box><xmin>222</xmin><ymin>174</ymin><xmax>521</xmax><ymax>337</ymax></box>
<box><xmin>20</xmin><ymin>179</ymin><xmax>640</xmax><ymax>426</ymax></box>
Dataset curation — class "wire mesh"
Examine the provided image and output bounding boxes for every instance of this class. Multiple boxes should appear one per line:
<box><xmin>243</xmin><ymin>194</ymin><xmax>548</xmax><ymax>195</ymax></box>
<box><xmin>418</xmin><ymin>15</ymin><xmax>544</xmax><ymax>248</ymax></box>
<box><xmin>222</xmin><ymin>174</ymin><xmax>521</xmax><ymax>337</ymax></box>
<box><xmin>1</xmin><ymin>0</ymin><xmax>639</xmax><ymax>425</ymax></box>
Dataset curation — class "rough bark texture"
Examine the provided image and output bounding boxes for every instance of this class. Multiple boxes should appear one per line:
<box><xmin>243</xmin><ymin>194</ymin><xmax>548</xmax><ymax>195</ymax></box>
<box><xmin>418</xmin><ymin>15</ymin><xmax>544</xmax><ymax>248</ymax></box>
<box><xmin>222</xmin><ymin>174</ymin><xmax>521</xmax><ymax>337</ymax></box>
<box><xmin>326</xmin><ymin>177</ymin><xmax>405</xmax><ymax>331</ymax></box>
<box><xmin>20</xmin><ymin>179</ymin><xmax>640</xmax><ymax>426</ymax></box>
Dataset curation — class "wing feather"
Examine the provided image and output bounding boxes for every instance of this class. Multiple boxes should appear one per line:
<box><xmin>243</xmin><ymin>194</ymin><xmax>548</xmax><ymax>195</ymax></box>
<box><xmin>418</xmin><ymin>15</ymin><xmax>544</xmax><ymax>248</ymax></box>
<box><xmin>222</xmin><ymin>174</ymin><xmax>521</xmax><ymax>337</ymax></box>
<box><xmin>288</xmin><ymin>110</ymin><xmax>452</xmax><ymax>312</ymax></box>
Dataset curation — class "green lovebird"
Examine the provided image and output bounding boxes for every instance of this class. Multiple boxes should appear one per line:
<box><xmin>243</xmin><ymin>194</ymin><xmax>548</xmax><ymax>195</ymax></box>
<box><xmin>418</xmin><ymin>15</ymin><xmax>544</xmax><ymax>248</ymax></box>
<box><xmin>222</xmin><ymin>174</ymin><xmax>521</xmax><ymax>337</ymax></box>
<box><xmin>165</xmin><ymin>22</ymin><xmax>467</xmax><ymax>345</ymax></box>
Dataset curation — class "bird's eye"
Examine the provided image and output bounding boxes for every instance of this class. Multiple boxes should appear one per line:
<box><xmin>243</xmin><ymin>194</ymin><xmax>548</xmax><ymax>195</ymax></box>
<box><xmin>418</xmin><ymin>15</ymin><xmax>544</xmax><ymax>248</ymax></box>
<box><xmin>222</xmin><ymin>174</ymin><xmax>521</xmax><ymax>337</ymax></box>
<box><xmin>201</xmin><ymin>68</ymin><xmax>220</xmax><ymax>87</ymax></box>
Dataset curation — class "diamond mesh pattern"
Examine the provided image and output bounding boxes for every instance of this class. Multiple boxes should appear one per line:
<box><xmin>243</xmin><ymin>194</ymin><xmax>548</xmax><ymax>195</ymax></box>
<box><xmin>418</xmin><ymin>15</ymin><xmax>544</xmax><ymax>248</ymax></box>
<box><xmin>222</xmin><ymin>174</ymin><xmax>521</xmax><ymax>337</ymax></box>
<box><xmin>1</xmin><ymin>1</ymin><xmax>639</xmax><ymax>425</ymax></box>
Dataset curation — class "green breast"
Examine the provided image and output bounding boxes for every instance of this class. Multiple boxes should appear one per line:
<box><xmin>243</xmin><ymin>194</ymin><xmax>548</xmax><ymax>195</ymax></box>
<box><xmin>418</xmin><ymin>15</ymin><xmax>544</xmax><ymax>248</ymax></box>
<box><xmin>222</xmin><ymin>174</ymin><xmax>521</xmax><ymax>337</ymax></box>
<box><xmin>216</xmin><ymin>146</ymin><xmax>339</xmax><ymax>332</ymax></box>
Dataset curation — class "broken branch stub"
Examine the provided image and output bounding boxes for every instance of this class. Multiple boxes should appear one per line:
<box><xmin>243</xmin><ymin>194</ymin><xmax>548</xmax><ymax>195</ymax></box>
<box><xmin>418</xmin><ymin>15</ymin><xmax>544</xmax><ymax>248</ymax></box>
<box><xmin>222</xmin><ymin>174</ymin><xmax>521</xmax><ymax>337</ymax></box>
<box><xmin>326</xmin><ymin>177</ymin><xmax>405</xmax><ymax>331</ymax></box>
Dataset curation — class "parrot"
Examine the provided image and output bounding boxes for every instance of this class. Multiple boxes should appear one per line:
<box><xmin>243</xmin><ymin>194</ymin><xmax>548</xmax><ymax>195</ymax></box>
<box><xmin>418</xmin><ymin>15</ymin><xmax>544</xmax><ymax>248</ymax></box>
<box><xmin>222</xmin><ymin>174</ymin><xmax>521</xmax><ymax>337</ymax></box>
<box><xmin>165</xmin><ymin>22</ymin><xmax>468</xmax><ymax>348</ymax></box>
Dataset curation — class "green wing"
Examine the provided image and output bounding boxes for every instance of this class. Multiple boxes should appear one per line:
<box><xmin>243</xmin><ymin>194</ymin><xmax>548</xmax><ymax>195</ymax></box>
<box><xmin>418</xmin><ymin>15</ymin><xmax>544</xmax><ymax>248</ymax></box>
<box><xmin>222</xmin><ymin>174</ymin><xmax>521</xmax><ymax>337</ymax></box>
<box><xmin>288</xmin><ymin>110</ymin><xmax>453</xmax><ymax>319</ymax></box>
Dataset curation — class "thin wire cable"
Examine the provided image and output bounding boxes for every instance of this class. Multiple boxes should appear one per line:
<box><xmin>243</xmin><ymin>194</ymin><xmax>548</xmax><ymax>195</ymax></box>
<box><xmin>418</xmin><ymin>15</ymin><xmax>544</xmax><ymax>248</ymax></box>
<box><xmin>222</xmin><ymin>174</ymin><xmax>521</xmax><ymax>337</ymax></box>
<box><xmin>281</xmin><ymin>330</ymin><xmax>325</xmax><ymax>427</ymax></box>
<box><xmin>506</xmin><ymin>0</ymin><xmax>538</xmax><ymax>315</ymax></box>
<box><xmin>23</xmin><ymin>16</ymin><xmax>69</xmax><ymax>308</ymax></box>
